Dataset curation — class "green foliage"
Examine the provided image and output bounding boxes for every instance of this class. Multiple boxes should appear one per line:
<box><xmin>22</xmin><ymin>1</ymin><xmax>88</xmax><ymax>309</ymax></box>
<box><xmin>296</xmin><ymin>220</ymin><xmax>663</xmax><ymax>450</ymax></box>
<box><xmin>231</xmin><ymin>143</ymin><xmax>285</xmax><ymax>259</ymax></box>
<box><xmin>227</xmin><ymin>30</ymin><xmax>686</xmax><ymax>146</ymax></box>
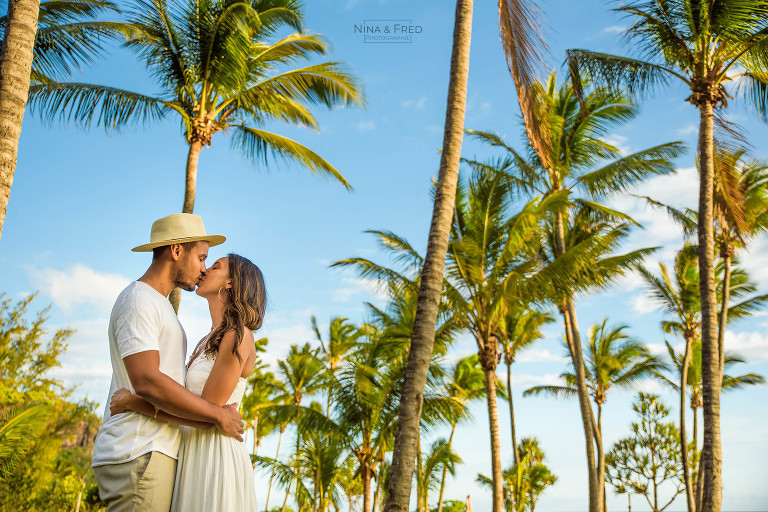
<box><xmin>605</xmin><ymin>393</ymin><xmax>684</xmax><ymax>512</ymax></box>
<box><xmin>0</xmin><ymin>402</ymin><xmax>50</xmax><ymax>479</ymax></box>
<box><xmin>477</xmin><ymin>437</ymin><xmax>557</xmax><ymax>512</ymax></box>
<box><xmin>0</xmin><ymin>293</ymin><xmax>104</xmax><ymax>512</ymax></box>
<box><xmin>431</xmin><ymin>500</ymin><xmax>467</xmax><ymax>512</ymax></box>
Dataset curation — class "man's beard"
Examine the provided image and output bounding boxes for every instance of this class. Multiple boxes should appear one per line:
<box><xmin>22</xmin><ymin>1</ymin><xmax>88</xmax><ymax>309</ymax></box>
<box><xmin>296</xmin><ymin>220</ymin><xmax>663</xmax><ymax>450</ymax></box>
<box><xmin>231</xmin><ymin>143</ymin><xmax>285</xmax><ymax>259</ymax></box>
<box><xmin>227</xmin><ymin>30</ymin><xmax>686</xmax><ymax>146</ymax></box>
<box><xmin>173</xmin><ymin>268</ymin><xmax>198</xmax><ymax>292</ymax></box>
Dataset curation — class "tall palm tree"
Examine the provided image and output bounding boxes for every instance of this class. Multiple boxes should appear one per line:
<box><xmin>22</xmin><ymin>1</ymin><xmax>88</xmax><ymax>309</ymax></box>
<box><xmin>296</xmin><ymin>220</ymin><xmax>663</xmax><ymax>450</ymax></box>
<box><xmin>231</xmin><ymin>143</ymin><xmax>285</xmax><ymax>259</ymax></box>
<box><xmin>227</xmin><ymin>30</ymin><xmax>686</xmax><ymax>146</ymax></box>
<box><xmin>264</xmin><ymin>343</ymin><xmax>325</xmax><ymax>511</ymax></box>
<box><xmin>372</xmin><ymin>1</ymin><xmax>555</xmax><ymax>506</ymax></box>
<box><xmin>241</xmin><ymin>363</ymin><xmax>281</xmax><ymax>464</ymax></box>
<box><xmin>445</xmin><ymin>167</ymin><xmax>567</xmax><ymax>512</ymax></box>
<box><xmin>712</xmin><ymin>148</ymin><xmax>768</xmax><ymax>372</ymax></box>
<box><xmin>657</xmin><ymin>337</ymin><xmax>765</xmax><ymax>461</ymax></box>
<box><xmin>477</xmin><ymin>437</ymin><xmax>557</xmax><ymax>512</ymax></box>
<box><xmin>639</xmin><ymin>246</ymin><xmax>701</xmax><ymax>512</ymax></box>
<box><xmin>311</xmin><ymin>316</ymin><xmax>361</xmax><ymax>415</ymax></box>
<box><xmin>567</xmin><ymin>5</ymin><xmax>768</xmax><ymax>508</ymax></box>
<box><xmin>29</xmin><ymin>0</ymin><xmax>364</xmax><ymax>310</ymax></box>
<box><xmin>466</xmin><ymin>73</ymin><xmax>683</xmax><ymax>512</ymax></box>
<box><xmin>641</xmin><ymin>246</ymin><xmax>768</xmax><ymax>512</ymax></box>
<box><xmin>525</xmin><ymin>318</ymin><xmax>663</xmax><ymax>511</ymax></box>
<box><xmin>498</xmin><ymin>307</ymin><xmax>553</xmax><ymax>465</ymax></box>
<box><xmin>330</xmin><ymin>335</ymin><xmax>403</xmax><ymax>512</ymax></box>
<box><xmin>382</xmin><ymin>1</ymin><xmax>474</xmax><ymax>508</ymax></box>
<box><xmin>435</xmin><ymin>354</ymin><xmax>486</xmax><ymax>512</ymax></box>
<box><xmin>0</xmin><ymin>0</ymin><xmax>41</xmax><ymax>241</ymax></box>
<box><xmin>415</xmin><ymin>439</ymin><xmax>461</xmax><ymax>512</ymax></box>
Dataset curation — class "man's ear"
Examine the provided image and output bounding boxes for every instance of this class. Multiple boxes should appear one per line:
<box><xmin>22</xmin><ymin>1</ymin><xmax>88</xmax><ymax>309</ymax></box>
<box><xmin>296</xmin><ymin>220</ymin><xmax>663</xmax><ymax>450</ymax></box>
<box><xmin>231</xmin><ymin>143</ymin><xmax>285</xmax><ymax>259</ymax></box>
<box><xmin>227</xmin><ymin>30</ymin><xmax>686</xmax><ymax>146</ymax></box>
<box><xmin>169</xmin><ymin>243</ymin><xmax>182</xmax><ymax>261</ymax></box>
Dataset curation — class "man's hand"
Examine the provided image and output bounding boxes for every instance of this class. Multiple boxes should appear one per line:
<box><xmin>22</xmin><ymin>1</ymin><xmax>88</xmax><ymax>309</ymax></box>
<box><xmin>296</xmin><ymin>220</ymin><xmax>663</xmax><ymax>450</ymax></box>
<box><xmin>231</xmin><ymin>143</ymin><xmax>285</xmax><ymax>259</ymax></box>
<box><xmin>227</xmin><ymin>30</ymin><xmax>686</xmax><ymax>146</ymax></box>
<box><xmin>215</xmin><ymin>403</ymin><xmax>244</xmax><ymax>441</ymax></box>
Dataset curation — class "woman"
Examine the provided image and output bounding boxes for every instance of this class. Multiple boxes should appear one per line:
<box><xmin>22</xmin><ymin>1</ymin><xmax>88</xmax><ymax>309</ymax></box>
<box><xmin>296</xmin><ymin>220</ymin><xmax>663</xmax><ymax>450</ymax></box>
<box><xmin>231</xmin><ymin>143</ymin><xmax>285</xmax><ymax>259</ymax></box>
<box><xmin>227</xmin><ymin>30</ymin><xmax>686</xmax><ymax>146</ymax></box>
<box><xmin>110</xmin><ymin>253</ymin><xmax>266</xmax><ymax>511</ymax></box>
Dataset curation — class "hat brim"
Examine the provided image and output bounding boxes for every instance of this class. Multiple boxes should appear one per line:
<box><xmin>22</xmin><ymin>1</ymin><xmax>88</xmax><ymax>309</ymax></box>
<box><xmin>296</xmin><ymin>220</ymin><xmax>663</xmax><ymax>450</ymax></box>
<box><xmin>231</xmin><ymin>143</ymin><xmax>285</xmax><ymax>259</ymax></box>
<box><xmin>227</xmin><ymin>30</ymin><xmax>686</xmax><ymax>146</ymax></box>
<box><xmin>132</xmin><ymin>234</ymin><xmax>226</xmax><ymax>252</ymax></box>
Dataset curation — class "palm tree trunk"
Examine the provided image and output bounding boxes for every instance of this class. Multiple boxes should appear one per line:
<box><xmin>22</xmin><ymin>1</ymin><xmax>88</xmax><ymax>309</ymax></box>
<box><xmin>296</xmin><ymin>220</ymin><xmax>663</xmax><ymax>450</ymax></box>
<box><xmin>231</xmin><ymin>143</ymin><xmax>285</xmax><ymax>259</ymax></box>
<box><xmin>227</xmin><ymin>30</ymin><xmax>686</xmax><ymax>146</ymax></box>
<box><xmin>373</xmin><ymin>470</ymin><xmax>382</xmax><ymax>512</ymax></box>
<box><xmin>436</xmin><ymin>423</ymin><xmax>457</xmax><ymax>512</ymax></box>
<box><xmin>416</xmin><ymin>435</ymin><xmax>424</xmax><ymax>512</ymax></box>
<box><xmin>696</xmin><ymin>100</ymin><xmax>723</xmax><ymax>512</ymax></box>
<box><xmin>265</xmin><ymin>426</ymin><xmax>285</xmax><ymax>512</ymax></box>
<box><xmin>280</xmin><ymin>478</ymin><xmax>292</xmax><ymax>512</ymax></box>
<box><xmin>694</xmin><ymin>404</ymin><xmax>703</xmax><ymax>512</ymax></box>
<box><xmin>596</xmin><ymin>403</ymin><xmax>606</xmax><ymax>512</ymax></box>
<box><xmin>0</xmin><ymin>0</ymin><xmax>40</xmax><ymax>240</ymax></box>
<box><xmin>554</xmin><ymin>210</ymin><xmax>601</xmax><ymax>512</ymax></box>
<box><xmin>363</xmin><ymin>465</ymin><xmax>373</xmax><ymax>512</ymax></box>
<box><xmin>482</xmin><ymin>360</ymin><xmax>505</xmax><ymax>512</ymax></box>
<box><xmin>168</xmin><ymin>139</ymin><xmax>204</xmax><ymax>313</ymax></box>
<box><xmin>507</xmin><ymin>359</ymin><xmax>519</xmax><ymax>465</ymax></box>
<box><xmin>681</xmin><ymin>335</ymin><xmax>695</xmax><ymax>512</ymax></box>
<box><xmin>183</xmin><ymin>139</ymin><xmax>202</xmax><ymax>213</ymax></box>
<box><xmin>382</xmin><ymin>1</ymin><xmax>473</xmax><ymax>511</ymax></box>
<box><xmin>717</xmin><ymin>251</ymin><xmax>732</xmax><ymax>373</ymax></box>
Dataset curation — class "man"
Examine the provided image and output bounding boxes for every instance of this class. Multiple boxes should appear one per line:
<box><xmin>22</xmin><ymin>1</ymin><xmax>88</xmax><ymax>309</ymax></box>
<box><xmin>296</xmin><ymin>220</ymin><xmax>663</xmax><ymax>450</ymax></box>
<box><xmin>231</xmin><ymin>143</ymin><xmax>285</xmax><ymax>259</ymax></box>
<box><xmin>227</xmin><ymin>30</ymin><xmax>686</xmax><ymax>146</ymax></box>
<box><xmin>92</xmin><ymin>213</ymin><xmax>245</xmax><ymax>512</ymax></box>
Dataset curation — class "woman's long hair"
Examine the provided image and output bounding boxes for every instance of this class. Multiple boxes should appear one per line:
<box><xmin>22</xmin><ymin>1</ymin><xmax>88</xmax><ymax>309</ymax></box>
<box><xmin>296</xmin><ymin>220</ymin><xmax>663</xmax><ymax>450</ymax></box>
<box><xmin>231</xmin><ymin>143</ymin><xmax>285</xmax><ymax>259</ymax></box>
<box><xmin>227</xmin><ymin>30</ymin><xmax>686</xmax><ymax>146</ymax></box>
<box><xmin>204</xmin><ymin>253</ymin><xmax>266</xmax><ymax>361</ymax></box>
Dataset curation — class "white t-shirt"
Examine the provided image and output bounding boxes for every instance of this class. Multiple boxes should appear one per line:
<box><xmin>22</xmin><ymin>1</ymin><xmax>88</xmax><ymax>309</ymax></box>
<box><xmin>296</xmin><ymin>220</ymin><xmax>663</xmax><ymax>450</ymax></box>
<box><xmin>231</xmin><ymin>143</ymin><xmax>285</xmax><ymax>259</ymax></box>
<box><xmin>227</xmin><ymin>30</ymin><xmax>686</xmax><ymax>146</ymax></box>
<box><xmin>92</xmin><ymin>280</ymin><xmax>187</xmax><ymax>467</ymax></box>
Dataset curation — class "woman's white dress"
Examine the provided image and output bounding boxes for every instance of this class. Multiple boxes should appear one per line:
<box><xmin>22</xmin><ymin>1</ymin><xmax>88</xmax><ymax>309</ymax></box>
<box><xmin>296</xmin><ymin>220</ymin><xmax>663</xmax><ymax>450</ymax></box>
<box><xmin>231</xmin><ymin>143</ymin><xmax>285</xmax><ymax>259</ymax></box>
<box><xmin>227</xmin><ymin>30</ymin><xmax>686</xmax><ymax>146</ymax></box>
<box><xmin>170</xmin><ymin>352</ymin><xmax>256</xmax><ymax>512</ymax></box>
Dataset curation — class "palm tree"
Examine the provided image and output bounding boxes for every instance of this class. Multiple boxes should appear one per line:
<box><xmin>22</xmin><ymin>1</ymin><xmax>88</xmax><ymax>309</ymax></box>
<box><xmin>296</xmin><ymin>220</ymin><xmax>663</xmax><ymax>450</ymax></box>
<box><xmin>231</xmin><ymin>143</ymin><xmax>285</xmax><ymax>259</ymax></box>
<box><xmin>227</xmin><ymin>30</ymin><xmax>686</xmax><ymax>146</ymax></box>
<box><xmin>567</xmin><ymin>4</ymin><xmax>768</xmax><ymax>508</ymax></box>
<box><xmin>0</xmin><ymin>402</ymin><xmax>50</xmax><ymax>479</ymax></box>
<box><xmin>415</xmin><ymin>439</ymin><xmax>462</xmax><ymax>512</ymax></box>
<box><xmin>658</xmin><ymin>337</ymin><xmax>765</xmax><ymax>461</ymax></box>
<box><xmin>241</xmin><ymin>363</ymin><xmax>281</xmax><ymax>465</ymax></box>
<box><xmin>264</xmin><ymin>343</ymin><xmax>325</xmax><ymax>511</ymax></box>
<box><xmin>330</xmin><ymin>334</ymin><xmax>403</xmax><ymax>512</ymax></box>
<box><xmin>525</xmin><ymin>318</ymin><xmax>663</xmax><ymax>510</ymax></box>
<box><xmin>466</xmin><ymin>73</ymin><xmax>683</xmax><ymax>512</ymax></box>
<box><xmin>639</xmin><ymin>246</ymin><xmax>701</xmax><ymax>512</ymax></box>
<box><xmin>640</xmin><ymin>246</ymin><xmax>768</xmax><ymax>511</ymax></box>
<box><xmin>435</xmin><ymin>355</ymin><xmax>486</xmax><ymax>512</ymax></box>
<box><xmin>498</xmin><ymin>307</ymin><xmax>553</xmax><ymax>465</ymax></box>
<box><xmin>444</xmin><ymin>167</ymin><xmax>568</xmax><ymax>512</ymax></box>
<box><xmin>382</xmin><ymin>1</ymin><xmax>474</xmax><ymax>508</ymax></box>
<box><xmin>312</xmin><ymin>316</ymin><xmax>361</xmax><ymax>415</ymax></box>
<box><xmin>0</xmin><ymin>0</ymin><xmax>41</xmax><ymax>241</ymax></box>
<box><xmin>477</xmin><ymin>437</ymin><xmax>557</xmax><ymax>512</ymax></box>
<box><xmin>712</xmin><ymin>148</ymin><xmax>768</xmax><ymax>372</ymax></box>
<box><xmin>29</xmin><ymin>0</ymin><xmax>364</xmax><ymax>310</ymax></box>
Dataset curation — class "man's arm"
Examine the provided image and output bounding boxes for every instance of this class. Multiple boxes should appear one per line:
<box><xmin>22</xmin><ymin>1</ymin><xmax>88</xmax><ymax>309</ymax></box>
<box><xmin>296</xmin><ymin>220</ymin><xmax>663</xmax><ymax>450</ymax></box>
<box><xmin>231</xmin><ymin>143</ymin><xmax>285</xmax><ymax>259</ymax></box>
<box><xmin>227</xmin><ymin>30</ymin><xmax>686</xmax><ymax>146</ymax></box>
<box><xmin>123</xmin><ymin>350</ymin><xmax>244</xmax><ymax>440</ymax></box>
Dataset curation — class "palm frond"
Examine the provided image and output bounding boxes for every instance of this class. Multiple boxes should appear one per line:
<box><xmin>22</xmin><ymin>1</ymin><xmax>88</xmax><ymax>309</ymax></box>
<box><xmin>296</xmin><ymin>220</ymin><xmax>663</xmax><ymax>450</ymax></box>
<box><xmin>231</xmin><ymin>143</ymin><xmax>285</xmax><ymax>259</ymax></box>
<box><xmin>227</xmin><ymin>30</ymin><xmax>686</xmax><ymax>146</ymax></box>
<box><xmin>28</xmin><ymin>82</ymin><xmax>168</xmax><ymax>129</ymax></box>
<box><xmin>231</xmin><ymin>126</ymin><xmax>351</xmax><ymax>188</ymax></box>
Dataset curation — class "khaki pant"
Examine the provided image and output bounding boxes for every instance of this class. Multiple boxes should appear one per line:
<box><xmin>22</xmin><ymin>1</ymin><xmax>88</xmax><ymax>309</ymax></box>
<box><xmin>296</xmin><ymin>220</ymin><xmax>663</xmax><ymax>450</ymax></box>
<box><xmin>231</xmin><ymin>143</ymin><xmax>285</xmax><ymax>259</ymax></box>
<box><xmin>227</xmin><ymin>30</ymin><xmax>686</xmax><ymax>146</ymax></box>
<box><xmin>93</xmin><ymin>451</ymin><xmax>177</xmax><ymax>512</ymax></box>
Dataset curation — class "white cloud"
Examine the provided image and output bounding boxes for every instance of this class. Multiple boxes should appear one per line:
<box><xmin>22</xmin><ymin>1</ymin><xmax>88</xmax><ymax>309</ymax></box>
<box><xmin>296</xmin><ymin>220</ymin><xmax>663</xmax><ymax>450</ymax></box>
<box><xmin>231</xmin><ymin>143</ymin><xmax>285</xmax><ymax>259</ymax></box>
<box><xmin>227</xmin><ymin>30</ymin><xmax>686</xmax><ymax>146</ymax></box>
<box><xmin>331</xmin><ymin>276</ymin><xmax>388</xmax><ymax>303</ymax></box>
<box><xmin>401</xmin><ymin>96</ymin><xmax>426</xmax><ymax>110</ymax></box>
<box><xmin>739</xmin><ymin>235</ymin><xmax>768</xmax><ymax>290</ymax></box>
<box><xmin>726</xmin><ymin>328</ymin><xmax>768</xmax><ymax>362</ymax></box>
<box><xmin>355</xmin><ymin>120</ymin><xmax>376</xmax><ymax>131</ymax></box>
<box><xmin>516</xmin><ymin>348</ymin><xmax>568</xmax><ymax>364</ymax></box>
<box><xmin>631</xmin><ymin>289</ymin><xmax>658</xmax><ymax>315</ymax></box>
<box><xmin>512</xmin><ymin>372</ymin><xmax>565</xmax><ymax>389</ymax></box>
<box><xmin>676</xmin><ymin>123</ymin><xmax>698</xmax><ymax>136</ymax></box>
<box><xmin>29</xmin><ymin>264</ymin><xmax>130</xmax><ymax>314</ymax></box>
<box><xmin>602</xmin><ymin>25</ymin><xmax>626</xmax><ymax>34</ymax></box>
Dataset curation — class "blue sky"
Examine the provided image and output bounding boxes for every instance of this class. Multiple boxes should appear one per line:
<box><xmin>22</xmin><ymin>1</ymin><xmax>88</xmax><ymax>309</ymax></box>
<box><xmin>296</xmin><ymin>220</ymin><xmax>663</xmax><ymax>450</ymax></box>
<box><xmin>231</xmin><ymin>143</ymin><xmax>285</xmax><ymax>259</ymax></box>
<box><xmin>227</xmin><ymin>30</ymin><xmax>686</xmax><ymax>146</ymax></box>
<box><xmin>1</xmin><ymin>0</ymin><xmax>768</xmax><ymax>510</ymax></box>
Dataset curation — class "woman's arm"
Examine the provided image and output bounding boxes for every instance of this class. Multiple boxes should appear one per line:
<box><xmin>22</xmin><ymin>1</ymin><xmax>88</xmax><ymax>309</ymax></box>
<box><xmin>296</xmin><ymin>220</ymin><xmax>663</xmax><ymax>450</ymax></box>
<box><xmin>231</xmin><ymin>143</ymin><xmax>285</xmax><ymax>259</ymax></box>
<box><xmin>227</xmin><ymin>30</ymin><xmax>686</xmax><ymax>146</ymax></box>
<box><xmin>200</xmin><ymin>328</ymin><xmax>254</xmax><ymax>406</ymax></box>
<box><xmin>110</xmin><ymin>388</ymin><xmax>214</xmax><ymax>429</ymax></box>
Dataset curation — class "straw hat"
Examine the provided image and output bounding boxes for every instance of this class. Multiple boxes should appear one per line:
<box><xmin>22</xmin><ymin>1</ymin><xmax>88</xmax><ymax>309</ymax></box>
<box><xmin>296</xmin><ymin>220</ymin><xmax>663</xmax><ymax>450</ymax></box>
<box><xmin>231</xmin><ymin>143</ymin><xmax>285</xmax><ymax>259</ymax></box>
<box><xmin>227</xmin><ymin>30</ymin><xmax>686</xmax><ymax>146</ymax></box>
<box><xmin>132</xmin><ymin>213</ymin><xmax>226</xmax><ymax>252</ymax></box>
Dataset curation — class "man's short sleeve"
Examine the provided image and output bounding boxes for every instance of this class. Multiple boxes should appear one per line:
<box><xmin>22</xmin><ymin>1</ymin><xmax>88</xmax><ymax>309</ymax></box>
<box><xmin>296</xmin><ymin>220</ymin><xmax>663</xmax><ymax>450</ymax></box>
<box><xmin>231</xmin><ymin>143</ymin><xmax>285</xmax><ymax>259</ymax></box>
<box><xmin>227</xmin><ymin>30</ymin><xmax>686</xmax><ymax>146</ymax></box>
<box><xmin>113</xmin><ymin>292</ymin><xmax>161</xmax><ymax>359</ymax></box>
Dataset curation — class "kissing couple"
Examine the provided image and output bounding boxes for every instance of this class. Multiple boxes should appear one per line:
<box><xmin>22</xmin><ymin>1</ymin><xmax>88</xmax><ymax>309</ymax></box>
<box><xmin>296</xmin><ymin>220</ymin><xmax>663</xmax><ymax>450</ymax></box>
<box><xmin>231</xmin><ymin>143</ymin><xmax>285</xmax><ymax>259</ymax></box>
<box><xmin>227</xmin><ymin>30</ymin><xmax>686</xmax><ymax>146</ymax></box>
<box><xmin>91</xmin><ymin>213</ymin><xmax>265</xmax><ymax>511</ymax></box>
